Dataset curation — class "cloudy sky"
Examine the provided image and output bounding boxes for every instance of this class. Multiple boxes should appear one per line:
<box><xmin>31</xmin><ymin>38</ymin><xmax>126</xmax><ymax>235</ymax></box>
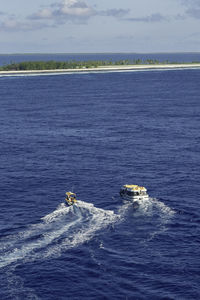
<box><xmin>0</xmin><ymin>0</ymin><xmax>200</xmax><ymax>53</ymax></box>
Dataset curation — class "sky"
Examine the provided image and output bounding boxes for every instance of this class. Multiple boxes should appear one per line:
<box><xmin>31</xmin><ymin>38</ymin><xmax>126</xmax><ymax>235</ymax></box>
<box><xmin>0</xmin><ymin>0</ymin><xmax>200</xmax><ymax>53</ymax></box>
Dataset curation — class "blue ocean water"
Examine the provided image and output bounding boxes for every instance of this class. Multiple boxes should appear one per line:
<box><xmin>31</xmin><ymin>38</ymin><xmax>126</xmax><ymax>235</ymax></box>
<box><xmin>0</xmin><ymin>64</ymin><xmax>200</xmax><ymax>299</ymax></box>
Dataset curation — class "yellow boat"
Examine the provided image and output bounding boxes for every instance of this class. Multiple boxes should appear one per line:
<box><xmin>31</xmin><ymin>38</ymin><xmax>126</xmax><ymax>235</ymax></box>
<box><xmin>120</xmin><ymin>184</ymin><xmax>149</xmax><ymax>202</ymax></box>
<box><xmin>65</xmin><ymin>192</ymin><xmax>77</xmax><ymax>206</ymax></box>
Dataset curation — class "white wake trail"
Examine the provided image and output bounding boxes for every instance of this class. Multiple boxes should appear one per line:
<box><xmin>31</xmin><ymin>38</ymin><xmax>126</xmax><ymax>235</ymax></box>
<box><xmin>0</xmin><ymin>201</ymin><xmax>119</xmax><ymax>269</ymax></box>
<box><xmin>0</xmin><ymin>219</ymin><xmax>81</xmax><ymax>269</ymax></box>
<box><xmin>133</xmin><ymin>197</ymin><xmax>175</xmax><ymax>243</ymax></box>
<box><xmin>41</xmin><ymin>200</ymin><xmax>119</xmax><ymax>259</ymax></box>
<box><xmin>0</xmin><ymin>197</ymin><xmax>175</xmax><ymax>269</ymax></box>
<box><xmin>0</xmin><ymin>203</ymin><xmax>71</xmax><ymax>253</ymax></box>
<box><xmin>41</xmin><ymin>203</ymin><xmax>71</xmax><ymax>223</ymax></box>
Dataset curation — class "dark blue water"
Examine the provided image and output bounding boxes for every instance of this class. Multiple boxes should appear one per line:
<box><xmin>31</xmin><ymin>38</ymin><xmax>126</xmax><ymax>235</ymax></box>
<box><xmin>0</xmin><ymin>66</ymin><xmax>200</xmax><ymax>299</ymax></box>
<box><xmin>0</xmin><ymin>52</ymin><xmax>200</xmax><ymax>66</ymax></box>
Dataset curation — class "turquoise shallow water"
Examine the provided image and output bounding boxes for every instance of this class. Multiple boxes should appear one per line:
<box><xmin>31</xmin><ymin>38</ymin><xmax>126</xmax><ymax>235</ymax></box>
<box><xmin>0</xmin><ymin>62</ymin><xmax>200</xmax><ymax>299</ymax></box>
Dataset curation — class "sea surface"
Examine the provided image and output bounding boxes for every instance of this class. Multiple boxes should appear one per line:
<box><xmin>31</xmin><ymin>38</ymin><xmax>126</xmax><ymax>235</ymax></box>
<box><xmin>0</xmin><ymin>54</ymin><xmax>200</xmax><ymax>299</ymax></box>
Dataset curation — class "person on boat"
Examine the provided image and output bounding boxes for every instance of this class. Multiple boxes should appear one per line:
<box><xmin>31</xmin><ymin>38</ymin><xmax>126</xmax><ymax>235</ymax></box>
<box><xmin>65</xmin><ymin>192</ymin><xmax>77</xmax><ymax>205</ymax></box>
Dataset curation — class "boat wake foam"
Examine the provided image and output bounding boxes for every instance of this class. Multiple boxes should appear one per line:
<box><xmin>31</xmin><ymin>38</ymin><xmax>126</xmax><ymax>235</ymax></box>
<box><xmin>133</xmin><ymin>197</ymin><xmax>175</xmax><ymax>242</ymax></box>
<box><xmin>0</xmin><ymin>197</ymin><xmax>175</xmax><ymax>269</ymax></box>
<box><xmin>131</xmin><ymin>197</ymin><xmax>175</xmax><ymax>217</ymax></box>
<box><xmin>0</xmin><ymin>201</ymin><xmax>119</xmax><ymax>269</ymax></box>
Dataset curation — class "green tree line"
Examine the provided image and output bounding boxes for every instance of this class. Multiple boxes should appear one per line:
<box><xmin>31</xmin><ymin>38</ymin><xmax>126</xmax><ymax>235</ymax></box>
<box><xmin>0</xmin><ymin>59</ymin><xmax>199</xmax><ymax>71</ymax></box>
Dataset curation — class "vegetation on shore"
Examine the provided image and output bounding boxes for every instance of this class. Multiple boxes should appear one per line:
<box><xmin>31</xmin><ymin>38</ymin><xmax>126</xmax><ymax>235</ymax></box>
<box><xmin>0</xmin><ymin>59</ymin><xmax>199</xmax><ymax>71</ymax></box>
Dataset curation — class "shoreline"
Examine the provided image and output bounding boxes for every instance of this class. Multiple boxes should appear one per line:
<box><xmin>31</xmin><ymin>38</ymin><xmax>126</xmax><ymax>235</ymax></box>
<box><xmin>1</xmin><ymin>63</ymin><xmax>200</xmax><ymax>75</ymax></box>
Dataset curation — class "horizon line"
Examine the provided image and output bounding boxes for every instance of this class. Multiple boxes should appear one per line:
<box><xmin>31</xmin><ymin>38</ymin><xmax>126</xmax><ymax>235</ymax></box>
<box><xmin>1</xmin><ymin>51</ymin><xmax>200</xmax><ymax>56</ymax></box>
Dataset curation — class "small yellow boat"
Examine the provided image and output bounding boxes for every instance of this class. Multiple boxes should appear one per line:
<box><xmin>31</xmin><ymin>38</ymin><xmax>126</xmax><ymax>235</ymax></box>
<box><xmin>65</xmin><ymin>192</ymin><xmax>77</xmax><ymax>206</ymax></box>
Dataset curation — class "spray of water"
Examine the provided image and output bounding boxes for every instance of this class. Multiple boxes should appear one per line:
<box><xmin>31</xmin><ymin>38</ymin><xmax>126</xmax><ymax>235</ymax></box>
<box><xmin>0</xmin><ymin>197</ymin><xmax>175</xmax><ymax>269</ymax></box>
<box><xmin>0</xmin><ymin>201</ymin><xmax>118</xmax><ymax>269</ymax></box>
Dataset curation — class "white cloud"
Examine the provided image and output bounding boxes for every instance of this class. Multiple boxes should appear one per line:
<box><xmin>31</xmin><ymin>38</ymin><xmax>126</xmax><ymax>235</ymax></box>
<box><xmin>0</xmin><ymin>0</ymin><xmax>126</xmax><ymax>33</ymax></box>
<box><xmin>179</xmin><ymin>0</ymin><xmax>200</xmax><ymax>18</ymax></box>
<box><xmin>58</xmin><ymin>0</ymin><xmax>95</xmax><ymax>17</ymax></box>
<box><xmin>30</xmin><ymin>0</ymin><xmax>96</xmax><ymax>21</ymax></box>
<box><xmin>186</xmin><ymin>8</ymin><xmax>200</xmax><ymax>19</ymax></box>
<box><xmin>1</xmin><ymin>0</ymin><xmax>191</xmax><ymax>33</ymax></box>
<box><xmin>30</xmin><ymin>0</ymin><xmax>129</xmax><ymax>23</ymax></box>
<box><xmin>33</xmin><ymin>8</ymin><xmax>53</xmax><ymax>19</ymax></box>
<box><xmin>0</xmin><ymin>19</ymin><xmax>52</xmax><ymax>32</ymax></box>
<box><xmin>125</xmin><ymin>13</ymin><xmax>168</xmax><ymax>22</ymax></box>
<box><xmin>180</xmin><ymin>0</ymin><xmax>200</xmax><ymax>6</ymax></box>
<box><xmin>99</xmin><ymin>9</ymin><xmax>130</xmax><ymax>18</ymax></box>
<box><xmin>1</xmin><ymin>0</ymin><xmax>128</xmax><ymax>31</ymax></box>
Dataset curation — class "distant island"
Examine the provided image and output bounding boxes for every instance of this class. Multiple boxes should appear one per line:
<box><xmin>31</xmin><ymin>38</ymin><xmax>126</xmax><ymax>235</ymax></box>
<box><xmin>0</xmin><ymin>59</ymin><xmax>200</xmax><ymax>75</ymax></box>
<box><xmin>1</xmin><ymin>59</ymin><xmax>200</xmax><ymax>71</ymax></box>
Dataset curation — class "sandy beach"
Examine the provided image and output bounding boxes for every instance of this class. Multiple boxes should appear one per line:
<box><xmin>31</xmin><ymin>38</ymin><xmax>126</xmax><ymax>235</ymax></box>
<box><xmin>0</xmin><ymin>63</ymin><xmax>200</xmax><ymax>75</ymax></box>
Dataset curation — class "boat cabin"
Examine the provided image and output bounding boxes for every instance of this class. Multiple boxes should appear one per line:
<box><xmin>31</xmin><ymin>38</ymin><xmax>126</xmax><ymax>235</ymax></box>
<box><xmin>120</xmin><ymin>184</ymin><xmax>148</xmax><ymax>200</ymax></box>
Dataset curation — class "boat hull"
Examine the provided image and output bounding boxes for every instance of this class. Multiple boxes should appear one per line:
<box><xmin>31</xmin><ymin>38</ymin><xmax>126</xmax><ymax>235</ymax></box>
<box><xmin>65</xmin><ymin>199</ymin><xmax>77</xmax><ymax>206</ymax></box>
<box><xmin>120</xmin><ymin>194</ymin><xmax>149</xmax><ymax>202</ymax></box>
